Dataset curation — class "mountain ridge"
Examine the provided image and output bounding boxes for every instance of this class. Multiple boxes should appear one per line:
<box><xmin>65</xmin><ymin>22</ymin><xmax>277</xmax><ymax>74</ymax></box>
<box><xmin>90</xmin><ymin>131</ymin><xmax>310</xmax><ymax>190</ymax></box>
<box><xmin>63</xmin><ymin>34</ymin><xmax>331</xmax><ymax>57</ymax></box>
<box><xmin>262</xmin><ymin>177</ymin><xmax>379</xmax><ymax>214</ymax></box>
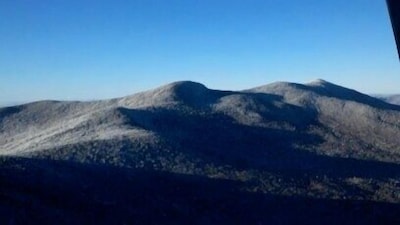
<box><xmin>1</xmin><ymin>79</ymin><xmax>400</xmax><ymax>223</ymax></box>
<box><xmin>1</xmin><ymin>79</ymin><xmax>399</xmax><ymax>162</ymax></box>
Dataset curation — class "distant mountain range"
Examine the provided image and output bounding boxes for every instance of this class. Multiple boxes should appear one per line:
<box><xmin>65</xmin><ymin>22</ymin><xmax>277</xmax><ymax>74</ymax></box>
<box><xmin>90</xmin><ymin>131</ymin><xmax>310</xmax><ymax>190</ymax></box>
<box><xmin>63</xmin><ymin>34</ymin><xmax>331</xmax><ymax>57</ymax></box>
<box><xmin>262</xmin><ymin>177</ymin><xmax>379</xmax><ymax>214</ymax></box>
<box><xmin>376</xmin><ymin>94</ymin><xmax>400</xmax><ymax>105</ymax></box>
<box><xmin>1</xmin><ymin>79</ymin><xmax>400</xmax><ymax>224</ymax></box>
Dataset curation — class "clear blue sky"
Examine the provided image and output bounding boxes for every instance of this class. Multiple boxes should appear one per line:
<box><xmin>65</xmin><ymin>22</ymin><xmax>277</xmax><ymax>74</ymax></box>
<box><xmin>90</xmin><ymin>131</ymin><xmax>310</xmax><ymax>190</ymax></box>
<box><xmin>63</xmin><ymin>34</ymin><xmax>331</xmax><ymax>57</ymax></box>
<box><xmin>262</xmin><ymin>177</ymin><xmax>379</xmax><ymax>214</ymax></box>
<box><xmin>1</xmin><ymin>0</ymin><xmax>399</xmax><ymax>105</ymax></box>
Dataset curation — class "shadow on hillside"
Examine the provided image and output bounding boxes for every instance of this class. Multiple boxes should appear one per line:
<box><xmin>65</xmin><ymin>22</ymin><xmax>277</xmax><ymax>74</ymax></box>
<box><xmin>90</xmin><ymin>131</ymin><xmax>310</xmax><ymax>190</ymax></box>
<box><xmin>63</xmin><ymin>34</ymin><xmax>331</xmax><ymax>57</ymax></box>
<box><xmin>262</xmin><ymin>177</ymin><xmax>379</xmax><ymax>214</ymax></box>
<box><xmin>118</xmin><ymin>90</ymin><xmax>318</xmax><ymax>165</ymax></box>
<box><xmin>118</xmin><ymin>106</ymin><xmax>400</xmax><ymax>180</ymax></box>
<box><xmin>0</xmin><ymin>156</ymin><xmax>399</xmax><ymax>225</ymax></box>
<box><xmin>0</xmin><ymin>105</ymin><xmax>22</xmax><ymax>123</ymax></box>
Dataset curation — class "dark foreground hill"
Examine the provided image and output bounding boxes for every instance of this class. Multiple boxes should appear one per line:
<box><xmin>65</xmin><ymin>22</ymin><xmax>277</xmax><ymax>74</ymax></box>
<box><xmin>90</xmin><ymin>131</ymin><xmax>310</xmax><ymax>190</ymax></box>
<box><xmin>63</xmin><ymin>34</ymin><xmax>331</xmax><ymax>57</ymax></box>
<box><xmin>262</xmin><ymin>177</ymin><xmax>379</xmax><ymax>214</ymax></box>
<box><xmin>1</xmin><ymin>157</ymin><xmax>399</xmax><ymax>225</ymax></box>
<box><xmin>1</xmin><ymin>79</ymin><xmax>400</xmax><ymax>224</ymax></box>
